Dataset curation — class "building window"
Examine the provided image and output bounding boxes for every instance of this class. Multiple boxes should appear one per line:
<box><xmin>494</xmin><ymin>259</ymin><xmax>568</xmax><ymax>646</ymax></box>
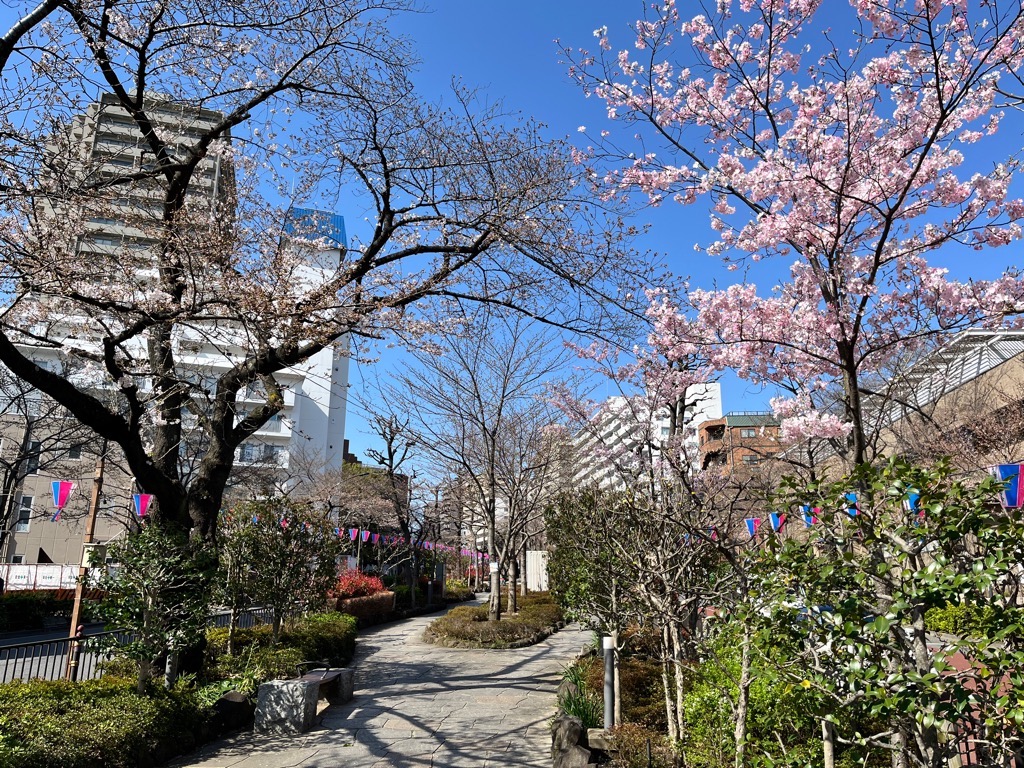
<box><xmin>68</xmin><ymin>444</ymin><xmax>82</xmax><ymax>460</ymax></box>
<box><xmin>25</xmin><ymin>442</ymin><xmax>40</xmax><ymax>474</ymax></box>
<box><xmin>739</xmin><ymin>428</ymin><xmax>757</xmax><ymax>438</ymax></box>
<box><xmin>742</xmin><ymin>454</ymin><xmax>760</xmax><ymax>465</ymax></box>
<box><xmin>10</xmin><ymin>554</ymin><xmax>23</xmax><ymax>564</ymax></box>
<box><xmin>15</xmin><ymin>496</ymin><xmax>32</xmax><ymax>532</ymax></box>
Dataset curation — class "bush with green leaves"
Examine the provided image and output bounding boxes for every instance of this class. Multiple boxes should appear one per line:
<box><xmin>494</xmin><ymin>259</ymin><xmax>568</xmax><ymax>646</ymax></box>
<box><xmin>94</xmin><ymin>523</ymin><xmax>213</xmax><ymax>691</ymax></box>
<box><xmin>281</xmin><ymin>612</ymin><xmax>357</xmax><ymax>665</ymax></box>
<box><xmin>425</xmin><ymin>592</ymin><xmax>563</xmax><ymax>648</ymax></box>
<box><xmin>219</xmin><ymin>498</ymin><xmax>343</xmax><ymax>641</ymax></box>
<box><xmin>558</xmin><ymin>661</ymin><xmax>603</xmax><ymax>728</ymax></box>
<box><xmin>758</xmin><ymin>458</ymin><xmax>1024</xmax><ymax>768</ymax></box>
<box><xmin>0</xmin><ymin>677</ymin><xmax>205</xmax><ymax>768</ymax></box>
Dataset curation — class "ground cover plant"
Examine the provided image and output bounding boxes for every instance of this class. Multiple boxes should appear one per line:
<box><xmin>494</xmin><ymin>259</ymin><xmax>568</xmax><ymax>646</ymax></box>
<box><xmin>424</xmin><ymin>591</ymin><xmax>563</xmax><ymax>648</ymax></box>
<box><xmin>0</xmin><ymin>610</ymin><xmax>359</xmax><ymax>768</ymax></box>
<box><xmin>0</xmin><ymin>677</ymin><xmax>206</xmax><ymax>768</ymax></box>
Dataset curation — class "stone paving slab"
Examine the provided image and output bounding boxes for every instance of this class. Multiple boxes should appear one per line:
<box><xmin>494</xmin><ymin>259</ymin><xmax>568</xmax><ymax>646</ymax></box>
<box><xmin>169</xmin><ymin>602</ymin><xmax>589</xmax><ymax>768</ymax></box>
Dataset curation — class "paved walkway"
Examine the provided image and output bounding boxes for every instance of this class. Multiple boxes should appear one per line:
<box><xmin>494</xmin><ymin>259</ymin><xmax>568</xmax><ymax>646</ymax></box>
<box><xmin>171</xmin><ymin>605</ymin><xmax>589</xmax><ymax>768</ymax></box>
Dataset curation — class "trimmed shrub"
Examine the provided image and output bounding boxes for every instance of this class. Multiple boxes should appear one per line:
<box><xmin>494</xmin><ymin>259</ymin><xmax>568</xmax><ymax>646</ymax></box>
<box><xmin>335</xmin><ymin>591</ymin><xmax>395</xmax><ymax>623</ymax></box>
<box><xmin>425</xmin><ymin>593</ymin><xmax>563</xmax><ymax>648</ymax></box>
<box><xmin>330</xmin><ymin>570</ymin><xmax>386</xmax><ymax>599</ymax></box>
<box><xmin>210</xmin><ymin>643</ymin><xmax>304</xmax><ymax>682</ymax></box>
<box><xmin>924</xmin><ymin>603</ymin><xmax>1016</xmax><ymax>636</ymax></box>
<box><xmin>205</xmin><ymin>625</ymin><xmax>274</xmax><ymax>661</ymax></box>
<box><xmin>445</xmin><ymin>579</ymin><xmax>475</xmax><ymax>602</ymax></box>
<box><xmin>282</xmin><ymin>612</ymin><xmax>358</xmax><ymax>665</ymax></box>
<box><xmin>0</xmin><ymin>677</ymin><xmax>205</xmax><ymax>768</ymax></box>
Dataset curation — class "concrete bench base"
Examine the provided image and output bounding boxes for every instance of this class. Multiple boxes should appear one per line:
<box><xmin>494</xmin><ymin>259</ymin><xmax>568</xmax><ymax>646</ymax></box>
<box><xmin>254</xmin><ymin>668</ymin><xmax>354</xmax><ymax>734</ymax></box>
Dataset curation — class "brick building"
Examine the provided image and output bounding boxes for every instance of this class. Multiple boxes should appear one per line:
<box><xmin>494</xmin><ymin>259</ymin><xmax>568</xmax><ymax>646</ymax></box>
<box><xmin>699</xmin><ymin>411</ymin><xmax>781</xmax><ymax>474</ymax></box>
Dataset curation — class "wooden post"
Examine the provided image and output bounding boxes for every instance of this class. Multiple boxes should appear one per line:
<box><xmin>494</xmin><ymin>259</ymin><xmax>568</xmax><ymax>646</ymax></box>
<box><xmin>66</xmin><ymin>443</ymin><xmax>105</xmax><ymax>680</ymax></box>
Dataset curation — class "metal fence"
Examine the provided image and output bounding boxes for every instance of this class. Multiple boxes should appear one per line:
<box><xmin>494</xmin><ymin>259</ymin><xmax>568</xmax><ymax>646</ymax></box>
<box><xmin>0</xmin><ymin>607</ymin><xmax>272</xmax><ymax>684</ymax></box>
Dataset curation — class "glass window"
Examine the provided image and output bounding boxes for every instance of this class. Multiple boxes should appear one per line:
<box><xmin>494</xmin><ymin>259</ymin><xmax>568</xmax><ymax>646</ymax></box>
<box><xmin>15</xmin><ymin>496</ymin><xmax>32</xmax><ymax>531</ymax></box>
<box><xmin>25</xmin><ymin>443</ymin><xmax>40</xmax><ymax>474</ymax></box>
<box><xmin>68</xmin><ymin>444</ymin><xmax>82</xmax><ymax>460</ymax></box>
<box><xmin>739</xmin><ymin>428</ymin><xmax>757</xmax><ymax>439</ymax></box>
<box><xmin>742</xmin><ymin>454</ymin><xmax>760</xmax><ymax>465</ymax></box>
<box><xmin>10</xmin><ymin>554</ymin><xmax>23</xmax><ymax>564</ymax></box>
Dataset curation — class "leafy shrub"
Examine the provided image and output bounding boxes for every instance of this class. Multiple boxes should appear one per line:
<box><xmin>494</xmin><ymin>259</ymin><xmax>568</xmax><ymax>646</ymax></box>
<box><xmin>282</xmin><ymin>612</ymin><xmax>357</xmax><ymax>665</ymax></box>
<box><xmin>924</xmin><ymin>603</ymin><xmax>1014</xmax><ymax>636</ymax></box>
<box><xmin>393</xmin><ymin>584</ymin><xmax>412</xmax><ymax>607</ymax></box>
<box><xmin>0</xmin><ymin>677</ymin><xmax>205</xmax><ymax>768</ymax></box>
<box><xmin>426</xmin><ymin>594</ymin><xmax>564</xmax><ymax>648</ymax></box>
<box><xmin>559</xmin><ymin>662</ymin><xmax>603</xmax><ymax>728</ymax></box>
<box><xmin>205</xmin><ymin>625</ymin><xmax>274</xmax><ymax>661</ymax></box>
<box><xmin>334</xmin><ymin>591</ymin><xmax>395</xmax><ymax>622</ymax></box>
<box><xmin>610</xmin><ymin>723</ymin><xmax>677</xmax><ymax>768</ymax></box>
<box><xmin>445</xmin><ymin>579</ymin><xmax>475</xmax><ymax>602</ymax></box>
<box><xmin>330</xmin><ymin>570</ymin><xmax>386</xmax><ymax>599</ymax></box>
<box><xmin>210</xmin><ymin>643</ymin><xmax>304</xmax><ymax>682</ymax></box>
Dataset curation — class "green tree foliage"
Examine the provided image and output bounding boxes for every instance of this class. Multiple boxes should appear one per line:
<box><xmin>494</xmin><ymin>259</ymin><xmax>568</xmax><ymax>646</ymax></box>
<box><xmin>223</xmin><ymin>498</ymin><xmax>342</xmax><ymax>641</ymax></box>
<box><xmin>759</xmin><ymin>458</ymin><xmax>1024</xmax><ymax>768</ymax></box>
<box><xmin>96</xmin><ymin>523</ymin><xmax>212</xmax><ymax>691</ymax></box>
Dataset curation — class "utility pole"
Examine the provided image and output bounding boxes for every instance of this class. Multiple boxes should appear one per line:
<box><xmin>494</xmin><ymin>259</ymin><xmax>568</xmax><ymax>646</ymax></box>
<box><xmin>66</xmin><ymin>441</ymin><xmax>105</xmax><ymax>680</ymax></box>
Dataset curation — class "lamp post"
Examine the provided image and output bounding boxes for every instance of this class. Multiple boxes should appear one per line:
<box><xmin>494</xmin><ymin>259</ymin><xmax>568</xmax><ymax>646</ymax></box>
<box><xmin>65</xmin><ymin>441</ymin><xmax>105</xmax><ymax>680</ymax></box>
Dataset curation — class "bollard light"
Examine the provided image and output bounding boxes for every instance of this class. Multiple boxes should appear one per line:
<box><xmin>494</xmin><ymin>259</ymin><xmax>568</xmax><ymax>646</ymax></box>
<box><xmin>602</xmin><ymin>635</ymin><xmax>614</xmax><ymax>730</ymax></box>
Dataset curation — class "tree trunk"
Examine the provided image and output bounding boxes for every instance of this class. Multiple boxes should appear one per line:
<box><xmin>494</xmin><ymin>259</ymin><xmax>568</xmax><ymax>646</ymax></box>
<box><xmin>822</xmin><ymin>719</ymin><xmax>835</xmax><ymax>768</ymax></box>
<box><xmin>272</xmin><ymin>610</ymin><xmax>283</xmax><ymax>643</ymax></box>
<box><xmin>164</xmin><ymin>650</ymin><xmax>179</xmax><ymax>688</ymax></box>
<box><xmin>488</xmin><ymin>559</ymin><xmax>501</xmax><ymax>621</ymax></box>
<box><xmin>669</xmin><ymin>620</ymin><xmax>687</xmax><ymax>743</ymax></box>
<box><xmin>734</xmin><ymin>622</ymin><xmax>752</xmax><ymax>768</ymax></box>
<box><xmin>520</xmin><ymin>540</ymin><xmax>528</xmax><ymax>596</ymax></box>
<box><xmin>661</xmin><ymin>623</ymin><xmax>678</xmax><ymax>742</ymax></box>
<box><xmin>612</xmin><ymin>627</ymin><xmax>621</xmax><ymax>727</ymax></box>
<box><xmin>509</xmin><ymin>555</ymin><xmax>519</xmax><ymax>614</ymax></box>
<box><xmin>227</xmin><ymin>604</ymin><xmax>237</xmax><ymax>656</ymax></box>
<box><xmin>839</xmin><ymin>346</ymin><xmax>867</xmax><ymax>468</ymax></box>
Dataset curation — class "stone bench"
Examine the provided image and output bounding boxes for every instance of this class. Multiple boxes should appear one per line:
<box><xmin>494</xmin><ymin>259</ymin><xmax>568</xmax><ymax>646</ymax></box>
<box><xmin>254</xmin><ymin>663</ymin><xmax>354</xmax><ymax>734</ymax></box>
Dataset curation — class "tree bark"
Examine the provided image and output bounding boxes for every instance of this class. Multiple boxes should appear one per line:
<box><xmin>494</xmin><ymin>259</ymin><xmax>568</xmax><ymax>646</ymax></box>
<box><xmin>822</xmin><ymin>719</ymin><xmax>835</xmax><ymax>768</ymax></box>
<box><xmin>734</xmin><ymin>621</ymin><xmax>752</xmax><ymax>768</ymax></box>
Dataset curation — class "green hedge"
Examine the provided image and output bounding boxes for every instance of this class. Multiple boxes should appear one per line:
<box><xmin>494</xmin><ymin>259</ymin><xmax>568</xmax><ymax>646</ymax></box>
<box><xmin>282</xmin><ymin>612</ymin><xmax>357</xmax><ymax>665</ymax></box>
<box><xmin>0</xmin><ymin>678</ymin><xmax>204</xmax><ymax>768</ymax></box>
<box><xmin>425</xmin><ymin>591</ymin><xmax>563</xmax><ymax>648</ymax></box>
<box><xmin>924</xmin><ymin>603</ymin><xmax>1015</xmax><ymax>636</ymax></box>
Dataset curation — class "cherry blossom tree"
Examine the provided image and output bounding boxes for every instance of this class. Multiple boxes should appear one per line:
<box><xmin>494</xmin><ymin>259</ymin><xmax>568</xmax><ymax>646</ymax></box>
<box><xmin>569</xmin><ymin>0</ymin><xmax>1024</xmax><ymax>467</ymax></box>
<box><xmin>0</xmin><ymin>0</ymin><xmax>637</xmax><ymax>546</ymax></box>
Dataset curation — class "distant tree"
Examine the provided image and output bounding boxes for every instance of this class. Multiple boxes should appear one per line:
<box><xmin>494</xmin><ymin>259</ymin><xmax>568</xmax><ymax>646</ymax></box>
<box><xmin>389</xmin><ymin>310</ymin><xmax>570</xmax><ymax>622</ymax></box>
<box><xmin>223</xmin><ymin>498</ymin><xmax>341</xmax><ymax>642</ymax></box>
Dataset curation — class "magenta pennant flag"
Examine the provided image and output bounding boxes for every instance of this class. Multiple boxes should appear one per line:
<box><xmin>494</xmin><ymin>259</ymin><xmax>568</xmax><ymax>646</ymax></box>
<box><xmin>802</xmin><ymin>505</ymin><xmax>819</xmax><ymax>527</ymax></box>
<box><xmin>280</xmin><ymin>516</ymin><xmax>289</xmax><ymax>529</ymax></box>
<box><xmin>334</xmin><ymin>527</ymin><xmax>341</xmax><ymax>537</ymax></box>
<box><xmin>769</xmin><ymin>512</ymin><xmax>786</xmax><ymax>532</ymax></box>
<box><xmin>132</xmin><ymin>493</ymin><xmax>153</xmax><ymax>517</ymax></box>
<box><xmin>50</xmin><ymin>480</ymin><xmax>75</xmax><ymax>521</ymax></box>
<box><xmin>372</xmin><ymin>533</ymin><xmax>380</xmax><ymax>544</ymax></box>
<box><xmin>992</xmin><ymin>464</ymin><xmax>1024</xmax><ymax>508</ymax></box>
<box><xmin>361</xmin><ymin>530</ymin><xmax>370</xmax><ymax>542</ymax></box>
<box><xmin>745</xmin><ymin>518</ymin><xmax>761</xmax><ymax>538</ymax></box>
<box><xmin>349</xmin><ymin>528</ymin><xmax>358</xmax><ymax>541</ymax></box>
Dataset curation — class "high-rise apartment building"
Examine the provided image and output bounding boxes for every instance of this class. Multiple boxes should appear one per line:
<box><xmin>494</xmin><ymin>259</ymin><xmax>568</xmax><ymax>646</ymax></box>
<box><xmin>0</xmin><ymin>96</ymin><xmax>349</xmax><ymax>569</ymax></box>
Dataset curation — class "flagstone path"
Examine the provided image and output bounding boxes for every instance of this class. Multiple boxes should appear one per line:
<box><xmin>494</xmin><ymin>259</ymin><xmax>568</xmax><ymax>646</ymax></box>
<box><xmin>170</xmin><ymin>602</ymin><xmax>589</xmax><ymax>768</ymax></box>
